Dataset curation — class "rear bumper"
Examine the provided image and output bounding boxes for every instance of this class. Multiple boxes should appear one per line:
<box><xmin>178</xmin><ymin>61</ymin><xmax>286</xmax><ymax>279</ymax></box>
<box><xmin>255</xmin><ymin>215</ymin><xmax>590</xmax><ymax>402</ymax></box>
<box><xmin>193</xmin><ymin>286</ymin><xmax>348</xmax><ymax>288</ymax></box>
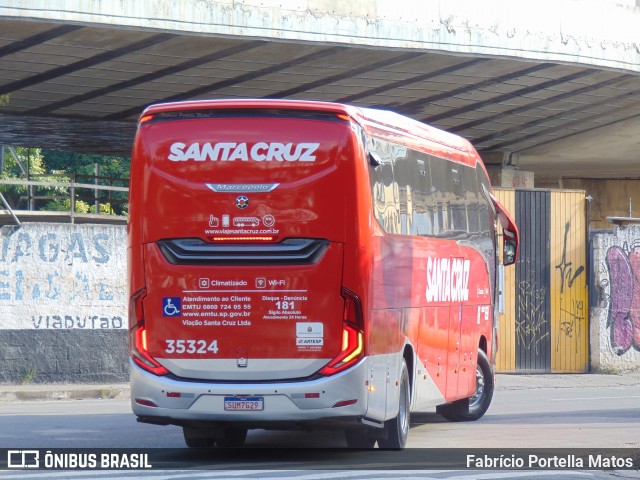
<box><xmin>130</xmin><ymin>359</ymin><xmax>370</xmax><ymax>428</ymax></box>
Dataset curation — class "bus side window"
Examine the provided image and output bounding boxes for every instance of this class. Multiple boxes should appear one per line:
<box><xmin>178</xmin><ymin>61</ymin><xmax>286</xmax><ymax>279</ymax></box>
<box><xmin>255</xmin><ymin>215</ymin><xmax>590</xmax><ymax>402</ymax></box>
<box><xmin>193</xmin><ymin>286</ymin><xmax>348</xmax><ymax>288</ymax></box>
<box><xmin>476</xmin><ymin>167</ymin><xmax>493</xmax><ymax>236</ymax></box>
<box><xmin>449</xmin><ymin>166</ymin><xmax>467</xmax><ymax>234</ymax></box>
<box><xmin>393</xmin><ymin>148</ymin><xmax>411</xmax><ymax>236</ymax></box>
<box><xmin>412</xmin><ymin>156</ymin><xmax>433</xmax><ymax>236</ymax></box>
<box><xmin>429</xmin><ymin>156</ymin><xmax>450</xmax><ymax>237</ymax></box>
<box><xmin>368</xmin><ymin>137</ymin><xmax>399</xmax><ymax>234</ymax></box>
<box><xmin>463</xmin><ymin>164</ymin><xmax>481</xmax><ymax>235</ymax></box>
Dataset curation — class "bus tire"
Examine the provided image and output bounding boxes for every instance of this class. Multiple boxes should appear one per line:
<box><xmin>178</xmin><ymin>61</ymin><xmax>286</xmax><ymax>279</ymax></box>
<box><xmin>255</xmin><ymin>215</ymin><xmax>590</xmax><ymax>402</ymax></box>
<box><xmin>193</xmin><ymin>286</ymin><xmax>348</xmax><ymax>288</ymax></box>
<box><xmin>217</xmin><ymin>427</ymin><xmax>248</xmax><ymax>448</ymax></box>
<box><xmin>437</xmin><ymin>349</ymin><xmax>494</xmax><ymax>422</ymax></box>
<box><xmin>345</xmin><ymin>428</ymin><xmax>377</xmax><ymax>448</ymax></box>
<box><xmin>378</xmin><ymin>360</ymin><xmax>410</xmax><ymax>450</ymax></box>
<box><xmin>183</xmin><ymin>427</ymin><xmax>216</xmax><ymax>448</ymax></box>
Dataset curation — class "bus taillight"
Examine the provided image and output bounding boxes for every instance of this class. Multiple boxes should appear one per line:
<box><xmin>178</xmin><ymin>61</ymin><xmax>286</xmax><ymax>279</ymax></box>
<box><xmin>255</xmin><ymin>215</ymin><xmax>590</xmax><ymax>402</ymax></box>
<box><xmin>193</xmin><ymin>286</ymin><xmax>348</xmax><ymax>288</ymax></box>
<box><xmin>319</xmin><ymin>288</ymin><xmax>364</xmax><ymax>376</ymax></box>
<box><xmin>129</xmin><ymin>289</ymin><xmax>169</xmax><ymax>376</ymax></box>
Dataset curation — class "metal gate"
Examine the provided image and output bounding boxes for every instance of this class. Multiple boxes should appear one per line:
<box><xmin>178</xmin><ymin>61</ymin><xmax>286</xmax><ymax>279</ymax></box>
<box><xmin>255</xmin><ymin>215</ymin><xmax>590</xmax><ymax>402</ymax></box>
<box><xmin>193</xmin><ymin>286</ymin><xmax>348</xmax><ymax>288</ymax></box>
<box><xmin>494</xmin><ymin>189</ymin><xmax>588</xmax><ymax>373</ymax></box>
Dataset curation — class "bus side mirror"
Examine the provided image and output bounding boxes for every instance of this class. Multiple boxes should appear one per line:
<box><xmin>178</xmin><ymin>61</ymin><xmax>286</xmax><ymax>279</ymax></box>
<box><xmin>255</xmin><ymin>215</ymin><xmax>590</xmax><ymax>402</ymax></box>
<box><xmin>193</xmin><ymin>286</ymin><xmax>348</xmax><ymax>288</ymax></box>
<box><xmin>503</xmin><ymin>235</ymin><xmax>517</xmax><ymax>266</ymax></box>
<box><xmin>487</xmin><ymin>191</ymin><xmax>519</xmax><ymax>267</ymax></box>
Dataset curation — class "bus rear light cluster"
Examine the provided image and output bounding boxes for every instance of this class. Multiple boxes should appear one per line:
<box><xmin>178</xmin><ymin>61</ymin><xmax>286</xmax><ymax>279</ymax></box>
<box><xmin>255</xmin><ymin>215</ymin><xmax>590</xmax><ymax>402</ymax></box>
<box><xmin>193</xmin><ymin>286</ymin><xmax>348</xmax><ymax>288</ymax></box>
<box><xmin>207</xmin><ymin>236</ymin><xmax>277</xmax><ymax>242</ymax></box>
<box><xmin>129</xmin><ymin>289</ymin><xmax>170</xmax><ymax>376</ymax></box>
<box><xmin>319</xmin><ymin>288</ymin><xmax>364</xmax><ymax>376</ymax></box>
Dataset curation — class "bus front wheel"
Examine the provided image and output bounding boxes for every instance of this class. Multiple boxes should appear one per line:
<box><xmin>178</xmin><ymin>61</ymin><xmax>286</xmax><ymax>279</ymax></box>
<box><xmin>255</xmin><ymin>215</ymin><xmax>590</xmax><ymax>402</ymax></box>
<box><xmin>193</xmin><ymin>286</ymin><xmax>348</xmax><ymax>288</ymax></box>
<box><xmin>437</xmin><ymin>349</ymin><xmax>494</xmax><ymax>422</ymax></box>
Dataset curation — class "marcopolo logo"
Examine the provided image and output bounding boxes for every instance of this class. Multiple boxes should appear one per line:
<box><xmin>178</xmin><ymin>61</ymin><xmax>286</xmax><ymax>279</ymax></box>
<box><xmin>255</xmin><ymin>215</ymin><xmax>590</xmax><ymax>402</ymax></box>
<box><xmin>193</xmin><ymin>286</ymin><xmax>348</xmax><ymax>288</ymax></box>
<box><xmin>168</xmin><ymin>142</ymin><xmax>320</xmax><ymax>162</ymax></box>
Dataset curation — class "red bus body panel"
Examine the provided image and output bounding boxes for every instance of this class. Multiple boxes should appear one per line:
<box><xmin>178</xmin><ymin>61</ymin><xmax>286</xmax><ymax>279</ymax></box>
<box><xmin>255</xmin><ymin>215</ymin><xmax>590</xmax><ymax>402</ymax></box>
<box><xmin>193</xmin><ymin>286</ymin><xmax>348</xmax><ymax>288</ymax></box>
<box><xmin>128</xmin><ymin>99</ymin><xmax>512</xmax><ymax>429</ymax></box>
<box><xmin>130</xmin><ymin>106</ymin><xmax>357</xmax><ymax>380</ymax></box>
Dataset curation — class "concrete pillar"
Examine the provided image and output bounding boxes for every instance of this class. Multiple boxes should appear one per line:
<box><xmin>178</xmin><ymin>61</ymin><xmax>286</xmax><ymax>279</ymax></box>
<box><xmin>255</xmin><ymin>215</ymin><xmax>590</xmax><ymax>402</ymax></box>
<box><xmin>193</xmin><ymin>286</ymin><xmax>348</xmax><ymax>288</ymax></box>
<box><xmin>487</xmin><ymin>165</ymin><xmax>535</xmax><ymax>189</ymax></box>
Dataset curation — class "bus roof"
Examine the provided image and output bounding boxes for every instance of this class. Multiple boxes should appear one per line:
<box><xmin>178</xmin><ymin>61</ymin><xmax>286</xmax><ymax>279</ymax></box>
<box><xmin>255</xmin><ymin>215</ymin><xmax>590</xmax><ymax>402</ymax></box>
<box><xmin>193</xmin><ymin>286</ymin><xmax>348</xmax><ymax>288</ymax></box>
<box><xmin>140</xmin><ymin>98</ymin><xmax>474</xmax><ymax>156</ymax></box>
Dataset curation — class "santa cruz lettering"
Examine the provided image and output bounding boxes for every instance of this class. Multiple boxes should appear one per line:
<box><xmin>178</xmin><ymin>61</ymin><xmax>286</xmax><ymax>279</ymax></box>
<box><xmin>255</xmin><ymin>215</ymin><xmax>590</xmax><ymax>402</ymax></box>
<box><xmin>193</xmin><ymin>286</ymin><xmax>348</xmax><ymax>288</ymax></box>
<box><xmin>168</xmin><ymin>142</ymin><xmax>319</xmax><ymax>162</ymax></box>
<box><xmin>425</xmin><ymin>257</ymin><xmax>470</xmax><ymax>303</ymax></box>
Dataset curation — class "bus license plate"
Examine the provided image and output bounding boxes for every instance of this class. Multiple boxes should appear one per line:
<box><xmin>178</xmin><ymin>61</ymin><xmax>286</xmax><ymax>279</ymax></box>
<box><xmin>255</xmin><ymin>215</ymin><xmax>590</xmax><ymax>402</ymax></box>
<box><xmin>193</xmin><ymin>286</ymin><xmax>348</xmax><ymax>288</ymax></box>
<box><xmin>224</xmin><ymin>396</ymin><xmax>264</xmax><ymax>411</ymax></box>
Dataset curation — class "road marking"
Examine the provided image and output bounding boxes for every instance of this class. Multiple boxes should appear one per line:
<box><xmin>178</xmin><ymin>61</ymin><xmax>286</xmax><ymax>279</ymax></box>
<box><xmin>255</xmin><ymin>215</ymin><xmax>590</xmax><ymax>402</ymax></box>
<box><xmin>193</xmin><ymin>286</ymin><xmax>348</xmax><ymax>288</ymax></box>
<box><xmin>550</xmin><ymin>395</ymin><xmax>640</xmax><ymax>401</ymax></box>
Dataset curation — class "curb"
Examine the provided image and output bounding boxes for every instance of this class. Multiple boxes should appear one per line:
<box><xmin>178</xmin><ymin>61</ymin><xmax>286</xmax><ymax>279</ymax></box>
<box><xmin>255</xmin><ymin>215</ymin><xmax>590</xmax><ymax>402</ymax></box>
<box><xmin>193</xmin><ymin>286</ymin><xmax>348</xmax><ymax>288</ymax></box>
<box><xmin>496</xmin><ymin>372</ymin><xmax>640</xmax><ymax>391</ymax></box>
<box><xmin>1</xmin><ymin>372</ymin><xmax>639</xmax><ymax>402</ymax></box>
<box><xmin>0</xmin><ymin>384</ymin><xmax>130</xmax><ymax>403</ymax></box>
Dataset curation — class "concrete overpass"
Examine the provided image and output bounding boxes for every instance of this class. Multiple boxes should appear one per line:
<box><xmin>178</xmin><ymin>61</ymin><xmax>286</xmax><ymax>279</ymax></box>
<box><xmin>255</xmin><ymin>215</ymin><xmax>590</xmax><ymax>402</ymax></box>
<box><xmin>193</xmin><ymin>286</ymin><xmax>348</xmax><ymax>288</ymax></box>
<box><xmin>0</xmin><ymin>0</ymin><xmax>639</xmax><ymax>185</ymax></box>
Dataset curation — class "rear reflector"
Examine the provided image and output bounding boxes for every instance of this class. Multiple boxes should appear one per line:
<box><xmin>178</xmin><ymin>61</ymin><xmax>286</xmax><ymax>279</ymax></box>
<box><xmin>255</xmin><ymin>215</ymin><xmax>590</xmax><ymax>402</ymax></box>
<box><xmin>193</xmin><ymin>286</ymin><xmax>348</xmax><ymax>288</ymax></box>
<box><xmin>135</xmin><ymin>398</ymin><xmax>157</xmax><ymax>407</ymax></box>
<box><xmin>332</xmin><ymin>399</ymin><xmax>358</xmax><ymax>408</ymax></box>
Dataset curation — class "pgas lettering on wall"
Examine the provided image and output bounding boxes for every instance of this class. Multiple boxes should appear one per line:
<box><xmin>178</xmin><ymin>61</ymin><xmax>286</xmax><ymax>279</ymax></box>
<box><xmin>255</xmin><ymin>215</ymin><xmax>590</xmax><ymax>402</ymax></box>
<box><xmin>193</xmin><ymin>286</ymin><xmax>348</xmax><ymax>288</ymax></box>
<box><xmin>425</xmin><ymin>257</ymin><xmax>470</xmax><ymax>303</ymax></box>
<box><xmin>1</xmin><ymin>231</ymin><xmax>111</xmax><ymax>264</ymax></box>
<box><xmin>0</xmin><ymin>269</ymin><xmax>115</xmax><ymax>302</ymax></box>
<box><xmin>1</xmin><ymin>225</ymin><xmax>126</xmax><ymax>330</ymax></box>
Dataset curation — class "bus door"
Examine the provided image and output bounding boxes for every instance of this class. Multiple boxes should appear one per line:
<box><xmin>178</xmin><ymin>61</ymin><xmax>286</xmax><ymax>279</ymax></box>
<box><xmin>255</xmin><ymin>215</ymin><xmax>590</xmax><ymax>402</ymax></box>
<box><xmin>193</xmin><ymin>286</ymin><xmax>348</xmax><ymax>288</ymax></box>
<box><xmin>459</xmin><ymin>302</ymin><xmax>481</xmax><ymax>398</ymax></box>
<box><xmin>445</xmin><ymin>263</ymin><xmax>462</xmax><ymax>400</ymax></box>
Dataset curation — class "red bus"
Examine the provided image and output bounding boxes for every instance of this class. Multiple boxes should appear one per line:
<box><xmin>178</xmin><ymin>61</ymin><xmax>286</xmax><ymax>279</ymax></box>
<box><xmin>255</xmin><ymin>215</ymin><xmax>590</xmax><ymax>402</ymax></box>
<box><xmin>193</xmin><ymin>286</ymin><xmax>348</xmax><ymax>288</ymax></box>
<box><xmin>128</xmin><ymin>99</ymin><xmax>518</xmax><ymax>449</ymax></box>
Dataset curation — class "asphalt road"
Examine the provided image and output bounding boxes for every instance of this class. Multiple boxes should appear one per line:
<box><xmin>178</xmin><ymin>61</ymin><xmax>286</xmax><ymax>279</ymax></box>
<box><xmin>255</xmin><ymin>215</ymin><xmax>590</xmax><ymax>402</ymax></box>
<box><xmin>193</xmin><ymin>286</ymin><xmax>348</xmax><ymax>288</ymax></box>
<box><xmin>0</xmin><ymin>375</ymin><xmax>639</xmax><ymax>478</ymax></box>
<box><xmin>1</xmin><ymin>376</ymin><xmax>640</xmax><ymax>449</ymax></box>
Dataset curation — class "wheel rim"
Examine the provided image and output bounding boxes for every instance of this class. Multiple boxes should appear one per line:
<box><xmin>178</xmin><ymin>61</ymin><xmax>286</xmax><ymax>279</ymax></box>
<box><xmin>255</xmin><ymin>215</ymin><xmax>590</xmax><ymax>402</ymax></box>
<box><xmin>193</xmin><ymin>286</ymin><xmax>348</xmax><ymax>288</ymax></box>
<box><xmin>469</xmin><ymin>362</ymin><xmax>485</xmax><ymax>409</ymax></box>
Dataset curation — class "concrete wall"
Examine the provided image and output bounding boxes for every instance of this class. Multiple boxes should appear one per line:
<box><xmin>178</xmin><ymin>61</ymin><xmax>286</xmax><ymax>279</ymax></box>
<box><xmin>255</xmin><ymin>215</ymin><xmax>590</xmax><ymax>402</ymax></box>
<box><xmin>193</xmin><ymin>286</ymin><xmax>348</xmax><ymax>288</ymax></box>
<box><xmin>591</xmin><ymin>225</ymin><xmax>640</xmax><ymax>372</ymax></box>
<box><xmin>535</xmin><ymin>178</ymin><xmax>640</xmax><ymax>231</ymax></box>
<box><xmin>3</xmin><ymin>221</ymin><xmax>639</xmax><ymax>381</ymax></box>
<box><xmin>0</xmin><ymin>223</ymin><xmax>128</xmax><ymax>383</ymax></box>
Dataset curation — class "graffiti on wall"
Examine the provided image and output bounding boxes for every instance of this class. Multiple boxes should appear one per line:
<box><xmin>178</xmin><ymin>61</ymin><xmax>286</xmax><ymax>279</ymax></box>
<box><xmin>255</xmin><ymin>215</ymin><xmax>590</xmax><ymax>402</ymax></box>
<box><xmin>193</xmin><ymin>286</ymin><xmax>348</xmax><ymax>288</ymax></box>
<box><xmin>515</xmin><ymin>280</ymin><xmax>549</xmax><ymax>354</ymax></box>
<box><xmin>0</xmin><ymin>225</ymin><xmax>126</xmax><ymax>329</ymax></box>
<box><xmin>555</xmin><ymin>222</ymin><xmax>586</xmax><ymax>351</ymax></box>
<box><xmin>605</xmin><ymin>244</ymin><xmax>640</xmax><ymax>355</ymax></box>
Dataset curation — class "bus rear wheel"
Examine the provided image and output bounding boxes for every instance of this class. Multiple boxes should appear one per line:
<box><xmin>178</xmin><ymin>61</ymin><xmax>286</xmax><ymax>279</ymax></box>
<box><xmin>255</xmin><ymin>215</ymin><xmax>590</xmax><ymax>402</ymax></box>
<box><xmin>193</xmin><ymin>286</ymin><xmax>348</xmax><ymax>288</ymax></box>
<box><xmin>378</xmin><ymin>360</ymin><xmax>410</xmax><ymax>449</ymax></box>
<box><xmin>437</xmin><ymin>349</ymin><xmax>494</xmax><ymax>422</ymax></box>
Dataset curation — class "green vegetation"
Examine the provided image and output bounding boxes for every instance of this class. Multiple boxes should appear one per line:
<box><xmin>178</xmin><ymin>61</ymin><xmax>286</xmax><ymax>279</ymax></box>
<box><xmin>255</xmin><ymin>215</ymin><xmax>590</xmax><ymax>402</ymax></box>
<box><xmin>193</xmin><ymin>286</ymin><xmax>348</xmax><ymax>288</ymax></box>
<box><xmin>42</xmin><ymin>150</ymin><xmax>129</xmax><ymax>179</ymax></box>
<box><xmin>0</xmin><ymin>146</ymin><xmax>130</xmax><ymax>215</ymax></box>
<box><xmin>42</xmin><ymin>197</ymin><xmax>91</xmax><ymax>214</ymax></box>
<box><xmin>22</xmin><ymin>366</ymin><xmax>37</xmax><ymax>385</ymax></box>
<box><xmin>1</xmin><ymin>146</ymin><xmax>50</xmax><ymax>208</ymax></box>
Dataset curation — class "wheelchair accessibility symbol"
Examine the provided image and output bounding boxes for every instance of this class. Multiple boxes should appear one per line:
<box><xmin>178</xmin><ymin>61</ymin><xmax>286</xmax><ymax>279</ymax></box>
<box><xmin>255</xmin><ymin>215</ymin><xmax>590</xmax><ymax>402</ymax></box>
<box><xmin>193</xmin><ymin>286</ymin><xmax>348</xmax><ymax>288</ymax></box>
<box><xmin>163</xmin><ymin>297</ymin><xmax>181</xmax><ymax>317</ymax></box>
